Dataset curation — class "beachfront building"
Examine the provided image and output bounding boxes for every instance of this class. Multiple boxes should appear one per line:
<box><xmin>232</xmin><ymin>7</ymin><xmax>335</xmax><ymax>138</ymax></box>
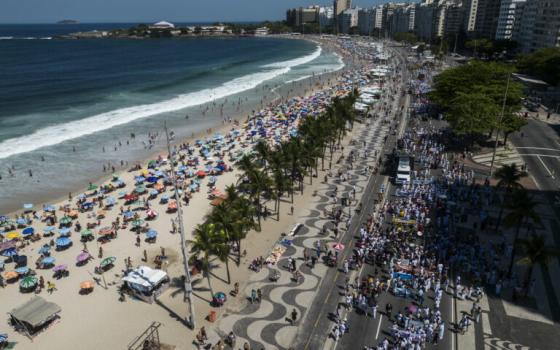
<box><xmin>358</xmin><ymin>8</ymin><xmax>377</xmax><ymax>36</ymax></box>
<box><xmin>286</xmin><ymin>6</ymin><xmax>320</xmax><ymax>27</ymax></box>
<box><xmin>334</xmin><ymin>0</ymin><xmax>352</xmax><ymax>32</ymax></box>
<box><xmin>414</xmin><ymin>1</ymin><xmax>447</xmax><ymax>42</ymax></box>
<box><xmin>495</xmin><ymin>0</ymin><xmax>526</xmax><ymax>40</ymax></box>
<box><xmin>514</xmin><ymin>0</ymin><xmax>560</xmax><ymax>52</ymax></box>
<box><xmin>149</xmin><ymin>21</ymin><xmax>175</xmax><ymax>29</ymax></box>
<box><xmin>391</xmin><ymin>4</ymin><xmax>416</xmax><ymax>35</ymax></box>
<box><xmin>340</xmin><ymin>8</ymin><xmax>360</xmax><ymax>34</ymax></box>
<box><xmin>319</xmin><ymin>6</ymin><xmax>335</xmax><ymax>27</ymax></box>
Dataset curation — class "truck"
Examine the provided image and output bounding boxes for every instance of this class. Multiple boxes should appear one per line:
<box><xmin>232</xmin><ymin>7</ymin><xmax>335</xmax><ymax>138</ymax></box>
<box><xmin>395</xmin><ymin>154</ymin><xmax>412</xmax><ymax>185</ymax></box>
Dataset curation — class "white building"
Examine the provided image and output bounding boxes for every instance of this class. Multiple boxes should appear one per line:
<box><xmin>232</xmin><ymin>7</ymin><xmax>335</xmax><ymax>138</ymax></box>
<box><xmin>150</xmin><ymin>21</ymin><xmax>175</xmax><ymax>29</ymax></box>
<box><xmin>254</xmin><ymin>27</ymin><xmax>270</xmax><ymax>36</ymax></box>
<box><xmin>340</xmin><ymin>8</ymin><xmax>360</xmax><ymax>34</ymax></box>
<box><xmin>496</xmin><ymin>0</ymin><xmax>526</xmax><ymax>40</ymax></box>
<box><xmin>319</xmin><ymin>6</ymin><xmax>334</xmax><ymax>26</ymax></box>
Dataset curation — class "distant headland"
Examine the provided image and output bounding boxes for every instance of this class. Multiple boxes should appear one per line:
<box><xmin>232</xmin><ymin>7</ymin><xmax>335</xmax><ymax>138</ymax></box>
<box><xmin>57</xmin><ymin>20</ymin><xmax>79</xmax><ymax>24</ymax></box>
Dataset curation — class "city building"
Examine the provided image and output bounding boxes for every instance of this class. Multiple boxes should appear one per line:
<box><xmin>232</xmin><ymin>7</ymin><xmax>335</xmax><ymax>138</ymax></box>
<box><xmin>340</xmin><ymin>8</ymin><xmax>360</xmax><ymax>34</ymax></box>
<box><xmin>334</xmin><ymin>0</ymin><xmax>352</xmax><ymax>32</ymax></box>
<box><xmin>374</xmin><ymin>6</ymin><xmax>385</xmax><ymax>30</ymax></box>
<box><xmin>463</xmin><ymin>0</ymin><xmax>479</xmax><ymax>33</ymax></box>
<box><xmin>286</xmin><ymin>6</ymin><xmax>320</xmax><ymax>27</ymax></box>
<box><xmin>319</xmin><ymin>6</ymin><xmax>335</xmax><ymax>27</ymax></box>
<box><xmin>391</xmin><ymin>4</ymin><xmax>416</xmax><ymax>34</ymax></box>
<box><xmin>415</xmin><ymin>1</ymin><xmax>446</xmax><ymax>42</ymax></box>
<box><xmin>445</xmin><ymin>2</ymin><xmax>465</xmax><ymax>37</ymax></box>
<box><xmin>475</xmin><ymin>0</ymin><xmax>502</xmax><ymax>38</ymax></box>
<box><xmin>496</xmin><ymin>0</ymin><xmax>526</xmax><ymax>40</ymax></box>
<box><xmin>515</xmin><ymin>0</ymin><xmax>560</xmax><ymax>52</ymax></box>
<box><xmin>358</xmin><ymin>8</ymin><xmax>376</xmax><ymax>35</ymax></box>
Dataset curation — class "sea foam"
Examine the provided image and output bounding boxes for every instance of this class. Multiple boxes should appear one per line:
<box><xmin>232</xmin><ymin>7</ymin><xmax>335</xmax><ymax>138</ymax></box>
<box><xmin>0</xmin><ymin>44</ymin><xmax>322</xmax><ymax>159</ymax></box>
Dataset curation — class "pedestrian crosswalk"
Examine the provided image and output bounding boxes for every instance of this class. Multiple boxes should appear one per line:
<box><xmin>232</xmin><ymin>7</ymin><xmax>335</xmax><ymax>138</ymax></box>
<box><xmin>471</xmin><ymin>146</ymin><xmax>523</xmax><ymax>168</ymax></box>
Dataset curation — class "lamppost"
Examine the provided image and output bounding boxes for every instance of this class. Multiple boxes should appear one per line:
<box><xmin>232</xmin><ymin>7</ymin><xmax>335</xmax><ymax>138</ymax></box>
<box><xmin>164</xmin><ymin>123</ymin><xmax>196</xmax><ymax>329</ymax></box>
<box><xmin>489</xmin><ymin>74</ymin><xmax>511</xmax><ymax>177</ymax></box>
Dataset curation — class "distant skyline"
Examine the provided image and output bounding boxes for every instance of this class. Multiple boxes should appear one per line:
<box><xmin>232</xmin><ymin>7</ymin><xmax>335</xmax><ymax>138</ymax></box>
<box><xmin>1</xmin><ymin>0</ymin><xmax>396</xmax><ymax>24</ymax></box>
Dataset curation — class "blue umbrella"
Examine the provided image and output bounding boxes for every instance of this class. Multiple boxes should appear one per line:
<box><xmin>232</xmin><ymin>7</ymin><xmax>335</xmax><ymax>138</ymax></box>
<box><xmin>105</xmin><ymin>197</ymin><xmax>116</xmax><ymax>206</ymax></box>
<box><xmin>22</xmin><ymin>227</ymin><xmax>35</xmax><ymax>235</ymax></box>
<box><xmin>118</xmin><ymin>190</ymin><xmax>128</xmax><ymax>197</ymax></box>
<box><xmin>146</xmin><ymin>229</ymin><xmax>157</xmax><ymax>239</ymax></box>
<box><xmin>43</xmin><ymin>226</ymin><xmax>56</xmax><ymax>233</ymax></box>
<box><xmin>1</xmin><ymin>248</ymin><xmax>17</xmax><ymax>257</ymax></box>
<box><xmin>150</xmin><ymin>190</ymin><xmax>159</xmax><ymax>196</ymax></box>
<box><xmin>134</xmin><ymin>176</ymin><xmax>145</xmax><ymax>183</ymax></box>
<box><xmin>55</xmin><ymin>237</ymin><xmax>72</xmax><ymax>247</ymax></box>
<box><xmin>59</xmin><ymin>227</ymin><xmax>71</xmax><ymax>236</ymax></box>
<box><xmin>0</xmin><ymin>215</ymin><xmax>7</xmax><ymax>222</ymax></box>
<box><xmin>82</xmin><ymin>202</ymin><xmax>93</xmax><ymax>209</ymax></box>
<box><xmin>146</xmin><ymin>176</ymin><xmax>158</xmax><ymax>183</ymax></box>
<box><xmin>16</xmin><ymin>218</ymin><xmax>27</xmax><ymax>226</ymax></box>
<box><xmin>0</xmin><ymin>334</ymin><xmax>7</xmax><ymax>342</ymax></box>
<box><xmin>38</xmin><ymin>245</ymin><xmax>50</xmax><ymax>255</ymax></box>
<box><xmin>154</xmin><ymin>171</ymin><xmax>164</xmax><ymax>177</ymax></box>
<box><xmin>115</xmin><ymin>180</ymin><xmax>125</xmax><ymax>187</ymax></box>
<box><xmin>15</xmin><ymin>266</ymin><xmax>29</xmax><ymax>275</ymax></box>
<box><xmin>41</xmin><ymin>256</ymin><xmax>55</xmax><ymax>265</ymax></box>
<box><xmin>43</xmin><ymin>205</ymin><xmax>56</xmax><ymax>212</ymax></box>
<box><xmin>123</xmin><ymin>211</ymin><xmax>134</xmax><ymax>218</ymax></box>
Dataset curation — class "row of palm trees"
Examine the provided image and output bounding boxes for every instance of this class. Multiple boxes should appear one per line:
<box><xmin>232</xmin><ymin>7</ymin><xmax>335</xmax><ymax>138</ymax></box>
<box><xmin>188</xmin><ymin>91</ymin><xmax>359</xmax><ymax>297</ymax></box>
<box><xmin>493</xmin><ymin>164</ymin><xmax>559</xmax><ymax>285</ymax></box>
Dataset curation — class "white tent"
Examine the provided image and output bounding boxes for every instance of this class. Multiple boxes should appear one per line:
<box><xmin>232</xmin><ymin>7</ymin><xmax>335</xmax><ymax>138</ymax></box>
<box><xmin>122</xmin><ymin>266</ymin><xmax>168</xmax><ymax>293</ymax></box>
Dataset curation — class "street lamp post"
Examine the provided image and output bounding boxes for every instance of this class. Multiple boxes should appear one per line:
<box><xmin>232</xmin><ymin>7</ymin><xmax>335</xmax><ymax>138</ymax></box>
<box><xmin>489</xmin><ymin>74</ymin><xmax>511</xmax><ymax>178</ymax></box>
<box><xmin>164</xmin><ymin>123</ymin><xmax>196</xmax><ymax>329</ymax></box>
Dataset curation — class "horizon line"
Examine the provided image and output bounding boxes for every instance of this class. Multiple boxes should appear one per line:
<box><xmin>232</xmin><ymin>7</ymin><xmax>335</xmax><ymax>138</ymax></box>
<box><xmin>0</xmin><ymin>19</ymin><xmax>283</xmax><ymax>25</ymax></box>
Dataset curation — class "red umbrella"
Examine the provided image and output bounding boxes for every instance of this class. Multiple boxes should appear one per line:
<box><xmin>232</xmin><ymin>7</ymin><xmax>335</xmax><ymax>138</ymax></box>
<box><xmin>333</xmin><ymin>243</ymin><xmax>345</xmax><ymax>251</ymax></box>
<box><xmin>124</xmin><ymin>194</ymin><xmax>138</xmax><ymax>202</ymax></box>
<box><xmin>196</xmin><ymin>170</ymin><xmax>206</xmax><ymax>178</ymax></box>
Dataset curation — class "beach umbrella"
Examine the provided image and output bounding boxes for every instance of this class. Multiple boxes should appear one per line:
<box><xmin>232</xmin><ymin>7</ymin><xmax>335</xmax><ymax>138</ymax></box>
<box><xmin>80</xmin><ymin>229</ymin><xmax>93</xmax><ymax>238</ymax></box>
<box><xmin>16</xmin><ymin>218</ymin><xmax>27</xmax><ymax>226</ymax></box>
<box><xmin>134</xmin><ymin>176</ymin><xmax>145</xmax><ymax>183</ymax></box>
<box><xmin>14</xmin><ymin>266</ymin><xmax>29</xmax><ymax>275</ymax></box>
<box><xmin>43</xmin><ymin>226</ymin><xmax>56</xmax><ymax>234</ymax></box>
<box><xmin>146</xmin><ymin>209</ymin><xmax>157</xmax><ymax>217</ymax></box>
<box><xmin>23</xmin><ymin>203</ymin><xmax>33</xmax><ymax>211</ymax></box>
<box><xmin>99</xmin><ymin>256</ymin><xmax>116</xmax><ymax>268</ymax></box>
<box><xmin>42</xmin><ymin>205</ymin><xmax>55</xmax><ymax>213</ymax></box>
<box><xmin>146</xmin><ymin>176</ymin><xmax>158</xmax><ymax>184</ymax></box>
<box><xmin>80</xmin><ymin>280</ymin><xmax>95</xmax><ymax>289</ymax></box>
<box><xmin>115</xmin><ymin>180</ymin><xmax>125</xmax><ymax>188</ymax></box>
<box><xmin>87</xmin><ymin>184</ymin><xmax>98</xmax><ymax>191</ymax></box>
<box><xmin>41</xmin><ymin>256</ymin><xmax>56</xmax><ymax>265</ymax></box>
<box><xmin>15</xmin><ymin>267</ymin><xmax>29</xmax><ymax>275</ymax></box>
<box><xmin>118</xmin><ymin>190</ymin><xmax>128</xmax><ymax>198</ymax></box>
<box><xmin>333</xmin><ymin>243</ymin><xmax>345</xmax><ymax>251</ymax></box>
<box><xmin>146</xmin><ymin>229</ymin><xmax>157</xmax><ymax>239</ymax></box>
<box><xmin>0</xmin><ymin>334</ymin><xmax>7</xmax><ymax>343</ymax></box>
<box><xmin>135</xmin><ymin>185</ymin><xmax>146</xmax><ymax>194</ymax></box>
<box><xmin>132</xmin><ymin>200</ymin><xmax>145</xmax><ymax>208</ymax></box>
<box><xmin>105</xmin><ymin>197</ymin><xmax>116</xmax><ymax>206</ymax></box>
<box><xmin>52</xmin><ymin>264</ymin><xmax>67</xmax><ymax>272</ymax></box>
<box><xmin>55</xmin><ymin>237</ymin><xmax>72</xmax><ymax>247</ymax></box>
<box><xmin>59</xmin><ymin>227</ymin><xmax>71</xmax><ymax>236</ymax></box>
<box><xmin>122</xmin><ymin>211</ymin><xmax>134</xmax><ymax>219</ymax></box>
<box><xmin>131</xmin><ymin>219</ymin><xmax>144</xmax><ymax>227</ymax></box>
<box><xmin>38</xmin><ymin>245</ymin><xmax>50</xmax><ymax>255</ymax></box>
<box><xmin>149</xmin><ymin>189</ymin><xmax>159</xmax><ymax>196</ymax></box>
<box><xmin>77</xmin><ymin>252</ymin><xmax>91</xmax><ymax>263</ymax></box>
<box><xmin>3</xmin><ymin>271</ymin><xmax>18</xmax><ymax>280</ymax></box>
<box><xmin>124</xmin><ymin>194</ymin><xmax>138</xmax><ymax>202</ymax></box>
<box><xmin>196</xmin><ymin>170</ymin><xmax>206</xmax><ymax>178</ymax></box>
<box><xmin>6</xmin><ymin>231</ymin><xmax>20</xmax><ymax>240</ymax></box>
<box><xmin>0</xmin><ymin>215</ymin><xmax>7</xmax><ymax>223</ymax></box>
<box><xmin>19</xmin><ymin>275</ymin><xmax>38</xmax><ymax>289</ymax></box>
<box><xmin>1</xmin><ymin>219</ymin><xmax>15</xmax><ymax>227</ymax></box>
<box><xmin>1</xmin><ymin>248</ymin><xmax>17</xmax><ymax>257</ymax></box>
<box><xmin>22</xmin><ymin>227</ymin><xmax>34</xmax><ymax>236</ymax></box>
<box><xmin>59</xmin><ymin>216</ymin><xmax>72</xmax><ymax>225</ymax></box>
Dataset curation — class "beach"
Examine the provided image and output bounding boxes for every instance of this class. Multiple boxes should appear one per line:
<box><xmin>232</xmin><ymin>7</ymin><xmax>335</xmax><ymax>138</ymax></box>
<box><xmin>0</xmin><ymin>35</ymin><xmax>378</xmax><ymax>349</ymax></box>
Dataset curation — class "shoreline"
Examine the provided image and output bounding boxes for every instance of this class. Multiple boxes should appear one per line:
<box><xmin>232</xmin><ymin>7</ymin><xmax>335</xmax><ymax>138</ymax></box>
<box><xmin>1</xmin><ymin>38</ymin><xmax>345</xmax><ymax>216</ymax></box>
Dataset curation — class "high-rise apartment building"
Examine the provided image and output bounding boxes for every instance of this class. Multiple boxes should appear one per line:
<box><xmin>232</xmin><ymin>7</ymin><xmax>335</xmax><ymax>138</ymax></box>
<box><xmin>475</xmin><ymin>0</ymin><xmax>502</xmax><ymax>38</ymax></box>
<box><xmin>358</xmin><ymin>8</ymin><xmax>377</xmax><ymax>35</ymax></box>
<box><xmin>516</xmin><ymin>0</ymin><xmax>560</xmax><ymax>52</ymax></box>
<box><xmin>334</xmin><ymin>0</ymin><xmax>352</xmax><ymax>32</ymax></box>
<box><xmin>415</xmin><ymin>1</ymin><xmax>447</xmax><ymax>41</ymax></box>
<box><xmin>340</xmin><ymin>8</ymin><xmax>360</xmax><ymax>33</ymax></box>
<box><xmin>391</xmin><ymin>5</ymin><xmax>416</xmax><ymax>34</ymax></box>
<box><xmin>286</xmin><ymin>6</ymin><xmax>320</xmax><ymax>27</ymax></box>
<box><xmin>496</xmin><ymin>0</ymin><xmax>526</xmax><ymax>40</ymax></box>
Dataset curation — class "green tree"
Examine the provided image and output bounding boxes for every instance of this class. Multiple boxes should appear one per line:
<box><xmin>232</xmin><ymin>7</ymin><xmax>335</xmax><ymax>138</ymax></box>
<box><xmin>446</xmin><ymin>92</ymin><xmax>499</xmax><ymax>145</ymax></box>
<box><xmin>517</xmin><ymin>47</ymin><xmax>560</xmax><ymax>86</ymax></box>
<box><xmin>393</xmin><ymin>32</ymin><xmax>417</xmax><ymax>45</ymax></box>
<box><xmin>189</xmin><ymin>223</ymin><xmax>221</xmax><ymax>296</ymax></box>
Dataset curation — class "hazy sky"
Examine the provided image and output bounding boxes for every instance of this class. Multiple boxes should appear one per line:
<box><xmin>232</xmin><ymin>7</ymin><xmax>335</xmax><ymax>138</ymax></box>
<box><xmin>1</xmin><ymin>0</ymin><xmax>390</xmax><ymax>24</ymax></box>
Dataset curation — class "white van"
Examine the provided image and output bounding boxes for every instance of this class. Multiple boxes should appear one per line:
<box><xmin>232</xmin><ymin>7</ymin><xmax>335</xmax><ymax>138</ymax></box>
<box><xmin>395</xmin><ymin>155</ymin><xmax>411</xmax><ymax>185</ymax></box>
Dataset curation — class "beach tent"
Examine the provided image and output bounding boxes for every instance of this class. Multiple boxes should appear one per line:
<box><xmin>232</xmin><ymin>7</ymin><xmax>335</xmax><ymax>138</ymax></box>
<box><xmin>9</xmin><ymin>296</ymin><xmax>61</xmax><ymax>337</ymax></box>
<box><xmin>122</xmin><ymin>266</ymin><xmax>169</xmax><ymax>294</ymax></box>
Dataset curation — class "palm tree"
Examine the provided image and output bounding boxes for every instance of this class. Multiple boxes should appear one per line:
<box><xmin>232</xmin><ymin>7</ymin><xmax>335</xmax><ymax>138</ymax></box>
<box><xmin>504</xmin><ymin>189</ymin><xmax>541</xmax><ymax>277</ymax></box>
<box><xmin>516</xmin><ymin>234</ymin><xmax>560</xmax><ymax>286</ymax></box>
<box><xmin>494</xmin><ymin>164</ymin><xmax>525</xmax><ymax>232</ymax></box>
<box><xmin>189</xmin><ymin>223</ymin><xmax>219</xmax><ymax>296</ymax></box>
<box><xmin>213</xmin><ymin>234</ymin><xmax>232</xmax><ymax>285</ymax></box>
<box><xmin>254</xmin><ymin>139</ymin><xmax>271</xmax><ymax>171</ymax></box>
<box><xmin>238</xmin><ymin>167</ymin><xmax>272</xmax><ymax>230</ymax></box>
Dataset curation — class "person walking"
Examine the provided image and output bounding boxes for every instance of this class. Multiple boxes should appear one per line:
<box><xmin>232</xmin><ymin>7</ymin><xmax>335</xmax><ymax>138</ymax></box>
<box><xmin>290</xmin><ymin>308</ymin><xmax>298</xmax><ymax>325</ymax></box>
<box><xmin>385</xmin><ymin>303</ymin><xmax>392</xmax><ymax>320</ymax></box>
<box><xmin>250</xmin><ymin>289</ymin><xmax>257</xmax><ymax>304</ymax></box>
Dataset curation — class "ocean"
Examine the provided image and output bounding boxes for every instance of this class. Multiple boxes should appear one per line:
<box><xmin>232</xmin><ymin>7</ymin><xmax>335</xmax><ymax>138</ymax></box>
<box><xmin>0</xmin><ymin>24</ymin><xmax>344</xmax><ymax>213</ymax></box>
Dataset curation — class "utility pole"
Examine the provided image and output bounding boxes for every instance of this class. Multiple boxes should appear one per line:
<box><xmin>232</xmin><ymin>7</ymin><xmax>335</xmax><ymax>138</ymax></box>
<box><xmin>489</xmin><ymin>74</ymin><xmax>511</xmax><ymax>177</ymax></box>
<box><xmin>164</xmin><ymin>123</ymin><xmax>196</xmax><ymax>329</ymax></box>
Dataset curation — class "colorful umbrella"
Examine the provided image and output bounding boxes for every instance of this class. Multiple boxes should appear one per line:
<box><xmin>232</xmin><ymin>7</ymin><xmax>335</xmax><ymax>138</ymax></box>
<box><xmin>38</xmin><ymin>245</ymin><xmax>50</xmax><ymax>255</ymax></box>
<box><xmin>19</xmin><ymin>275</ymin><xmax>38</xmax><ymax>289</ymax></box>
<box><xmin>333</xmin><ymin>243</ymin><xmax>345</xmax><ymax>251</ymax></box>
<box><xmin>6</xmin><ymin>231</ymin><xmax>20</xmax><ymax>240</ymax></box>
<box><xmin>80</xmin><ymin>229</ymin><xmax>93</xmax><ymax>237</ymax></box>
<box><xmin>131</xmin><ymin>219</ymin><xmax>144</xmax><ymax>227</ymax></box>
<box><xmin>135</xmin><ymin>185</ymin><xmax>146</xmax><ymax>194</ymax></box>
<box><xmin>99</xmin><ymin>256</ymin><xmax>116</xmax><ymax>268</ymax></box>
<box><xmin>80</xmin><ymin>280</ymin><xmax>95</xmax><ymax>289</ymax></box>
<box><xmin>1</xmin><ymin>248</ymin><xmax>17</xmax><ymax>257</ymax></box>
<box><xmin>146</xmin><ymin>229</ymin><xmax>157</xmax><ymax>239</ymax></box>
<box><xmin>53</xmin><ymin>264</ymin><xmax>68</xmax><ymax>272</ymax></box>
<box><xmin>41</xmin><ymin>256</ymin><xmax>56</xmax><ymax>265</ymax></box>
<box><xmin>22</xmin><ymin>227</ymin><xmax>35</xmax><ymax>235</ymax></box>
<box><xmin>59</xmin><ymin>216</ymin><xmax>72</xmax><ymax>225</ymax></box>
<box><xmin>3</xmin><ymin>271</ymin><xmax>18</xmax><ymax>280</ymax></box>
<box><xmin>59</xmin><ymin>227</ymin><xmax>71</xmax><ymax>236</ymax></box>
<box><xmin>87</xmin><ymin>183</ymin><xmax>98</xmax><ymax>191</ymax></box>
<box><xmin>43</xmin><ymin>226</ymin><xmax>56</xmax><ymax>234</ymax></box>
<box><xmin>77</xmin><ymin>252</ymin><xmax>90</xmax><ymax>263</ymax></box>
<box><xmin>98</xmin><ymin>227</ymin><xmax>114</xmax><ymax>236</ymax></box>
<box><xmin>15</xmin><ymin>267</ymin><xmax>29</xmax><ymax>275</ymax></box>
<box><xmin>55</xmin><ymin>237</ymin><xmax>72</xmax><ymax>247</ymax></box>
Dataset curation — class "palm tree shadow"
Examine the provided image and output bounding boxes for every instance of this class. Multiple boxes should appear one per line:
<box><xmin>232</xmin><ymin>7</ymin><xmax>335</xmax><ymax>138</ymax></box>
<box><xmin>154</xmin><ymin>299</ymin><xmax>190</xmax><ymax>328</ymax></box>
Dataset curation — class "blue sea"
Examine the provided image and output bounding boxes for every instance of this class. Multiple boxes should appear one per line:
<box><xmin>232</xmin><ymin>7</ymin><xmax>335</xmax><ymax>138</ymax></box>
<box><xmin>0</xmin><ymin>24</ymin><xmax>344</xmax><ymax>212</ymax></box>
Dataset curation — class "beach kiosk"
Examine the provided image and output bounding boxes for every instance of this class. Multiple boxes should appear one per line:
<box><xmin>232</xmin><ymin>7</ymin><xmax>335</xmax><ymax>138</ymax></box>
<box><xmin>9</xmin><ymin>296</ymin><xmax>61</xmax><ymax>338</ymax></box>
<box><xmin>122</xmin><ymin>266</ymin><xmax>169</xmax><ymax>304</ymax></box>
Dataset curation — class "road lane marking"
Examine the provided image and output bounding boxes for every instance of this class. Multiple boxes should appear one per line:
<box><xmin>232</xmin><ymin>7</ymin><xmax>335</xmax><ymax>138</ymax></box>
<box><xmin>375</xmin><ymin>315</ymin><xmax>383</xmax><ymax>339</ymax></box>
<box><xmin>518</xmin><ymin>153</ymin><xmax>560</xmax><ymax>158</ymax></box>
<box><xmin>516</xmin><ymin>147</ymin><xmax>560</xmax><ymax>152</ymax></box>
<box><xmin>537</xmin><ymin>155</ymin><xmax>554</xmax><ymax>178</ymax></box>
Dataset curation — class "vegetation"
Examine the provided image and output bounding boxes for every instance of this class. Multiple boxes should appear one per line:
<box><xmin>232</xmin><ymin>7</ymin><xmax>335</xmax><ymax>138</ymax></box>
<box><xmin>187</xmin><ymin>91</ymin><xmax>359</xmax><ymax>298</ymax></box>
<box><xmin>393</xmin><ymin>32</ymin><xmax>417</xmax><ymax>45</ymax></box>
<box><xmin>517</xmin><ymin>234</ymin><xmax>560</xmax><ymax>286</ymax></box>
<box><xmin>429</xmin><ymin>60</ymin><xmax>526</xmax><ymax>147</ymax></box>
<box><xmin>517</xmin><ymin>47</ymin><xmax>560</xmax><ymax>86</ymax></box>
<box><xmin>494</xmin><ymin>164</ymin><xmax>526</xmax><ymax>233</ymax></box>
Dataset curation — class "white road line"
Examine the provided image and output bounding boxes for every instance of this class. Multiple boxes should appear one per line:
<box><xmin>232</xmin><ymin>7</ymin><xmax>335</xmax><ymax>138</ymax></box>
<box><xmin>516</xmin><ymin>146</ymin><xmax>560</xmax><ymax>152</ymax></box>
<box><xmin>518</xmin><ymin>153</ymin><xmax>560</xmax><ymax>159</ymax></box>
<box><xmin>375</xmin><ymin>315</ymin><xmax>383</xmax><ymax>339</ymax></box>
<box><xmin>537</xmin><ymin>155</ymin><xmax>554</xmax><ymax>177</ymax></box>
